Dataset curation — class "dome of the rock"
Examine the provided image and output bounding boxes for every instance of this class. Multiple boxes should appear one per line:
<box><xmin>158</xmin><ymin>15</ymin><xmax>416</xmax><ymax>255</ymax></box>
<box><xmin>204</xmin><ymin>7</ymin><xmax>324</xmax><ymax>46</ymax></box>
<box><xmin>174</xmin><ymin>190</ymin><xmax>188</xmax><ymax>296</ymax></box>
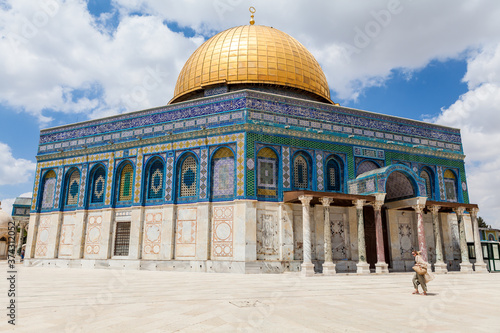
<box><xmin>169</xmin><ymin>25</ymin><xmax>332</xmax><ymax>104</ymax></box>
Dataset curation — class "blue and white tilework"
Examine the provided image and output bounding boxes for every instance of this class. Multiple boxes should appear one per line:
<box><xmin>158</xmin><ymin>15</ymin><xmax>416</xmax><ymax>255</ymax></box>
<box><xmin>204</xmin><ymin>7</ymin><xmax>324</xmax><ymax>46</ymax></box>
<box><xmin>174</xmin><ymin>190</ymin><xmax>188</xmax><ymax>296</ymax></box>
<box><xmin>200</xmin><ymin>148</ymin><xmax>208</xmax><ymax>199</ymax></box>
<box><xmin>78</xmin><ymin>164</ymin><xmax>88</xmax><ymax>207</ymax></box>
<box><xmin>316</xmin><ymin>153</ymin><xmax>324</xmax><ymax>191</ymax></box>
<box><xmin>165</xmin><ymin>155</ymin><xmax>174</xmax><ymax>201</ymax></box>
<box><xmin>282</xmin><ymin>147</ymin><xmax>290</xmax><ymax>189</ymax></box>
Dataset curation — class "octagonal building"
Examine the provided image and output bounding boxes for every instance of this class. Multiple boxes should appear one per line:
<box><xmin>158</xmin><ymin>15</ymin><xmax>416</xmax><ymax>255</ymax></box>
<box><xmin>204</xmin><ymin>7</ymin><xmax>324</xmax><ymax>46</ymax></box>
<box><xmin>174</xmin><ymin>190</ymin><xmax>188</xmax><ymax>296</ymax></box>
<box><xmin>24</xmin><ymin>22</ymin><xmax>487</xmax><ymax>275</ymax></box>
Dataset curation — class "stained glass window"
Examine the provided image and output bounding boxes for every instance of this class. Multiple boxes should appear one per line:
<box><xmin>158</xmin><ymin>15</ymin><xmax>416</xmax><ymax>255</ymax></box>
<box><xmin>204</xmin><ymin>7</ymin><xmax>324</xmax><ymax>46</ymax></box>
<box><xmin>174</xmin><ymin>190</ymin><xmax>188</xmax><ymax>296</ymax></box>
<box><xmin>91</xmin><ymin>166</ymin><xmax>106</xmax><ymax>204</ymax></box>
<box><xmin>212</xmin><ymin>148</ymin><xmax>234</xmax><ymax>198</ymax></box>
<box><xmin>180</xmin><ymin>156</ymin><xmax>197</xmax><ymax>197</ymax></box>
<box><xmin>444</xmin><ymin>169</ymin><xmax>457</xmax><ymax>202</ymax></box>
<box><xmin>41</xmin><ymin>170</ymin><xmax>57</xmax><ymax>210</ymax></box>
<box><xmin>257</xmin><ymin>147</ymin><xmax>278</xmax><ymax>197</ymax></box>
<box><xmin>118</xmin><ymin>164</ymin><xmax>134</xmax><ymax>202</ymax></box>
<box><xmin>420</xmin><ymin>169</ymin><xmax>433</xmax><ymax>199</ymax></box>
<box><xmin>65</xmin><ymin>169</ymin><xmax>80</xmax><ymax>206</ymax></box>
<box><xmin>326</xmin><ymin>158</ymin><xmax>340</xmax><ymax>191</ymax></box>
<box><xmin>147</xmin><ymin>159</ymin><xmax>164</xmax><ymax>200</ymax></box>
<box><xmin>293</xmin><ymin>155</ymin><xmax>308</xmax><ymax>189</ymax></box>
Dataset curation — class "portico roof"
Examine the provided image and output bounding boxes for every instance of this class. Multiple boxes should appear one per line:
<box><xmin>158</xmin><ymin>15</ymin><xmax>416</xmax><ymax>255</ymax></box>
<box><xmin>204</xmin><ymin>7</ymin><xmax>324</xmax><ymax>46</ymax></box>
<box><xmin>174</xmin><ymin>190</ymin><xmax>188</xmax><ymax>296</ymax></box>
<box><xmin>284</xmin><ymin>190</ymin><xmax>375</xmax><ymax>206</ymax></box>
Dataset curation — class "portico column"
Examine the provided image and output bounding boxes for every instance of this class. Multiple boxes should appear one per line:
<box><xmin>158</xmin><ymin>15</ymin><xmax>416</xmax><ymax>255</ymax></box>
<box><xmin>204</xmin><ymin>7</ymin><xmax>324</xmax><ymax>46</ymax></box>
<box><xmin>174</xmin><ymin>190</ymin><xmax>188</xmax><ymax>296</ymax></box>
<box><xmin>373</xmin><ymin>193</ymin><xmax>389</xmax><ymax>274</ymax></box>
<box><xmin>354</xmin><ymin>199</ymin><xmax>370</xmax><ymax>274</ymax></box>
<box><xmin>430</xmin><ymin>206</ymin><xmax>447</xmax><ymax>273</ymax></box>
<box><xmin>454</xmin><ymin>207</ymin><xmax>473</xmax><ymax>273</ymax></box>
<box><xmin>412</xmin><ymin>204</ymin><xmax>428</xmax><ymax>262</ymax></box>
<box><xmin>320</xmin><ymin>197</ymin><xmax>335</xmax><ymax>275</ymax></box>
<box><xmin>299</xmin><ymin>195</ymin><xmax>314</xmax><ymax>277</ymax></box>
<box><xmin>471</xmin><ymin>208</ymin><xmax>487</xmax><ymax>272</ymax></box>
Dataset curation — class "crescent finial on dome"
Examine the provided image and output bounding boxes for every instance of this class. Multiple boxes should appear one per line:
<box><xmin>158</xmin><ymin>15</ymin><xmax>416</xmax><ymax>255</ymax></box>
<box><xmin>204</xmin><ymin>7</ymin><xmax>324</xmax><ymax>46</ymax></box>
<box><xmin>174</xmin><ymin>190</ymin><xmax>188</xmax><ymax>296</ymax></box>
<box><xmin>249</xmin><ymin>7</ymin><xmax>256</xmax><ymax>25</ymax></box>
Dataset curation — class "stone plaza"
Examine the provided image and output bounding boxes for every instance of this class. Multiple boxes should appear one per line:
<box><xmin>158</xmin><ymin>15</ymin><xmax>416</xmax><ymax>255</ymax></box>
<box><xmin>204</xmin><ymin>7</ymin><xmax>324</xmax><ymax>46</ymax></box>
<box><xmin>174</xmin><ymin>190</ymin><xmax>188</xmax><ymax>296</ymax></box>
<box><xmin>2</xmin><ymin>262</ymin><xmax>499</xmax><ymax>332</ymax></box>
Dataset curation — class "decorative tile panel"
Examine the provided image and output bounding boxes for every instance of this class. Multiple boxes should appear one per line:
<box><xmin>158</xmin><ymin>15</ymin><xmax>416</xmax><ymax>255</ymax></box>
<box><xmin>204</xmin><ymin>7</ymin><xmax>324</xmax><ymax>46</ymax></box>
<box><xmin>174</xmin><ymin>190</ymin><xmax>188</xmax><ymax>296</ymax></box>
<box><xmin>133</xmin><ymin>149</ymin><xmax>143</xmax><ymax>203</ymax></box>
<box><xmin>282</xmin><ymin>146</ymin><xmax>290</xmax><ymax>189</ymax></box>
<box><xmin>212</xmin><ymin>206</ymin><xmax>233</xmax><ymax>258</ymax></box>
<box><xmin>78</xmin><ymin>164</ymin><xmax>88</xmax><ymax>207</ymax></box>
<box><xmin>165</xmin><ymin>156</ymin><xmax>174</xmax><ymax>201</ymax></box>
<box><xmin>199</xmin><ymin>148</ymin><xmax>208</xmax><ymax>199</ymax></box>
<box><xmin>316</xmin><ymin>153</ymin><xmax>323</xmax><ymax>191</ymax></box>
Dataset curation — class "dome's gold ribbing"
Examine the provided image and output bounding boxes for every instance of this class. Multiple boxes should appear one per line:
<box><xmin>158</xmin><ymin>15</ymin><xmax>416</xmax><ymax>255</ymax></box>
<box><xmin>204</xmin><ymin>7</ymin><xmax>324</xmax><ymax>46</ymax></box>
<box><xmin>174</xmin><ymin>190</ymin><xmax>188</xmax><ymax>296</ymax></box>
<box><xmin>170</xmin><ymin>24</ymin><xmax>332</xmax><ymax>104</ymax></box>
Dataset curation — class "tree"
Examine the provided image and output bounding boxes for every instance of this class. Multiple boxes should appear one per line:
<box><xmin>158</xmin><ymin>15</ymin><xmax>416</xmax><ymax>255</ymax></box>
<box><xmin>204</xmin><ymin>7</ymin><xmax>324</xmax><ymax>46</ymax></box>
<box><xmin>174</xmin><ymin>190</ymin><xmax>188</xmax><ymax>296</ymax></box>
<box><xmin>477</xmin><ymin>216</ymin><xmax>491</xmax><ymax>229</ymax></box>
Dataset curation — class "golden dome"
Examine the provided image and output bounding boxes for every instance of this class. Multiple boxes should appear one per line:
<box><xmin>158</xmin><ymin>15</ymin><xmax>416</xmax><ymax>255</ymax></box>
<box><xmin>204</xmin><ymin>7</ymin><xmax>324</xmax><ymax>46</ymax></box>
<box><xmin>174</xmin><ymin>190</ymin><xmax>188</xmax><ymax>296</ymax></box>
<box><xmin>169</xmin><ymin>25</ymin><xmax>332</xmax><ymax>104</ymax></box>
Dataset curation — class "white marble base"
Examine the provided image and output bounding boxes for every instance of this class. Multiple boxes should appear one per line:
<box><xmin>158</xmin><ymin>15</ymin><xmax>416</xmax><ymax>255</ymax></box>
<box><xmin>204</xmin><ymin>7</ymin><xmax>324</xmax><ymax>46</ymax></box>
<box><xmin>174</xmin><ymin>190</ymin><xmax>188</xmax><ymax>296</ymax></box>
<box><xmin>301</xmin><ymin>263</ymin><xmax>315</xmax><ymax>277</ymax></box>
<box><xmin>375</xmin><ymin>262</ymin><xmax>389</xmax><ymax>274</ymax></box>
<box><xmin>356</xmin><ymin>262</ymin><xmax>371</xmax><ymax>274</ymax></box>
<box><xmin>434</xmin><ymin>262</ymin><xmax>448</xmax><ymax>274</ymax></box>
<box><xmin>322</xmin><ymin>262</ymin><xmax>336</xmax><ymax>275</ymax></box>
<box><xmin>460</xmin><ymin>262</ymin><xmax>474</xmax><ymax>273</ymax></box>
<box><xmin>473</xmin><ymin>262</ymin><xmax>488</xmax><ymax>273</ymax></box>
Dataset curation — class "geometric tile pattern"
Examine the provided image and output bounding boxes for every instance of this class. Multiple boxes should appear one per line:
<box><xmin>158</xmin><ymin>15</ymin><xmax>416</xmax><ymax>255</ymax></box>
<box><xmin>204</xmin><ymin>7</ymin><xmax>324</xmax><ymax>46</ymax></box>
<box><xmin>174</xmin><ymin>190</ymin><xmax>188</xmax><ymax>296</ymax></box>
<box><xmin>41</xmin><ymin>171</ymin><xmax>57</xmax><ymax>210</ymax></box>
<box><xmin>66</xmin><ymin>169</ymin><xmax>80</xmax><ymax>206</ymax></box>
<box><xmin>119</xmin><ymin>164</ymin><xmax>134</xmax><ymax>202</ymax></box>
<box><xmin>134</xmin><ymin>149</ymin><xmax>143</xmax><ymax>203</ymax></box>
<box><xmin>105</xmin><ymin>154</ymin><xmax>115</xmax><ymax>205</ymax></box>
<box><xmin>282</xmin><ymin>146</ymin><xmax>290</xmax><ymax>189</ymax></box>
<box><xmin>53</xmin><ymin>168</ymin><xmax>63</xmax><ymax>209</ymax></box>
<box><xmin>165</xmin><ymin>156</ymin><xmax>174</xmax><ymax>201</ymax></box>
<box><xmin>293</xmin><ymin>155</ymin><xmax>308</xmax><ymax>189</ymax></box>
<box><xmin>213</xmin><ymin>157</ymin><xmax>235</xmax><ymax>198</ymax></box>
<box><xmin>199</xmin><ymin>148</ymin><xmax>208</xmax><ymax>199</ymax></box>
<box><xmin>212</xmin><ymin>206</ymin><xmax>233</xmax><ymax>257</ymax></box>
<box><xmin>78</xmin><ymin>164</ymin><xmax>88</xmax><ymax>207</ymax></box>
<box><xmin>437</xmin><ymin>166</ymin><xmax>445</xmax><ymax>201</ymax></box>
<box><xmin>147</xmin><ymin>160</ymin><xmax>164</xmax><ymax>200</ymax></box>
<box><xmin>91</xmin><ymin>167</ymin><xmax>106</xmax><ymax>204</ymax></box>
<box><xmin>180</xmin><ymin>156</ymin><xmax>197</xmax><ymax>197</ymax></box>
<box><xmin>316</xmin><ymin>153</ymin><xmax>324</xmax><ymax>191</ymax></box>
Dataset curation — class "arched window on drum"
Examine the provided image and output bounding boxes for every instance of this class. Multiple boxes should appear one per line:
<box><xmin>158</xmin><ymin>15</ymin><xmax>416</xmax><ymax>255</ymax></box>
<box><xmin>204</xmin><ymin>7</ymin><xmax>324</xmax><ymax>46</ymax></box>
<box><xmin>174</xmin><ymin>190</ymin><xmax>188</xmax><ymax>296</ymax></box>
<box><xmin>257</xmin><ymin>148</ymin><xmax>279</xmax><ymax>199</ymax></box>
<box><xmin>89</xmin><ymin>165</ymin><xmax>106</xmax><ymax>205</ymax></box>
<box><xmin>325</xmin><ymin>156</ymin><xmax>342</xmax><ymax>192</ymax></box>
<box><xmin>293</xmin><ymin>153</ymin><xmax>311</xmax><ymax>190</ymax></box>
<box><xmin>64</xmin><ymin>168</ymin><xmax>81</xmax><ymax>207</ymax></box>
<box><xmin>419</xmin><ymin>168</ymin><xmax>434</xmax><ymax>200</ymax></box>
<box><xmin>146</xmin><ymin>159</ymin><xmax>165</xmax><ymax>201</ymax></box>
<box><xmin>211</xmin><ymin>147</ymin><xmax>235</xmax><ymax>199</ymax></box>
<box><xmin>177</xmin><ymin>154</ymin><xmax>198</xmax><ymax>200</ymax></box>
<box><xmin>116</xmin><ymin>162</ymin><xmax>134</xmax><ymax>204</ymax></box>
<box><xmin>39</xmin><ymin>170</ymin><xmax>57</xmax><ymax>211</ymax></box>
<box><xmin>444</xmin><ymin>169</ymin><xmax>458</xmax><ymax>202</ymax></box>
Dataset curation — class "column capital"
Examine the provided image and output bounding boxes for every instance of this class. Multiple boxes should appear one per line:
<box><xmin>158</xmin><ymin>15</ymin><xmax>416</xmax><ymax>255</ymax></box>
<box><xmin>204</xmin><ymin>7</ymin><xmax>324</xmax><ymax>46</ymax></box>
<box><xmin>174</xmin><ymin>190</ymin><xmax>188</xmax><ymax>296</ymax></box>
<box><xmin>453</xmin><ymin>206</ymin><xmax>466</xmax><ymax>216</ymax></box>
<box><xmin>429</xmin><ymin>205</ymin><xmax>441</xmax><ymax>214</ymax></box>
<box><xmin>412</xmin><ymin>204</ymin><xmax>425</xmax><ymax>214</ymax></box>
<box><xmin>470</xmin><ymin>207</ymin><xmax>479</xmax><ymax>216</ymax></box>
<box><xmin>298</xmin><ymin>195</ymin><xmax>313</xmax><ymax>206</ymax></box>
<box><xmin>353</xmin><ymin>199</ymin><xmax>365</xmax><ymax>210</ymax></box>
<box><xmin>320</xmin><ymin>197</ymin><xmax>333</xmax><ymax>207</ymax></box>
<box><xmin>372</xmin><ymin>200</ymin><xmax>384</xmax><ymax>211</ymax></box>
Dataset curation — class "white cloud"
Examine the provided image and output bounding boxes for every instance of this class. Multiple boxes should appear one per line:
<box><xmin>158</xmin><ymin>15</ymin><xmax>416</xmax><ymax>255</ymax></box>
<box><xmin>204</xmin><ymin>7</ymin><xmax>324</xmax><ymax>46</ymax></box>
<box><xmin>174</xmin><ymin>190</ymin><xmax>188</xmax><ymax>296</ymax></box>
<box><xmin>0</xmin><ymin>142</ymin><xmax>36</xmax><ymax>186</ymax></box>
<box><xmin>434</xmin><ymin>44</ymin><xmax>500</xmax><ymax>229</ymax></box>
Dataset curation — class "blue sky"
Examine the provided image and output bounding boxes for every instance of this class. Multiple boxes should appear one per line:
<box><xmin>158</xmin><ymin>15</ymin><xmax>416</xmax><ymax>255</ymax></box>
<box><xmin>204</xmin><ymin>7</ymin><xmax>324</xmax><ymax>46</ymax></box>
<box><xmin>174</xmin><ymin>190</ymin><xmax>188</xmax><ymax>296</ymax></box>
<box><xmin>1</xmin><ymin>0</ymin><xmax>499</xmax><ymax>228</ymax></box>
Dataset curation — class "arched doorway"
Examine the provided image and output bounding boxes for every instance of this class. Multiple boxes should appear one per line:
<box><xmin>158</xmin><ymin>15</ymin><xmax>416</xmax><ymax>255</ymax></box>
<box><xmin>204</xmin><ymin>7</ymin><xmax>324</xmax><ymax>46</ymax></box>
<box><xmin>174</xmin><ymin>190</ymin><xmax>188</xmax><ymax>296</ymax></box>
<box><xmin>385</xmin><ymin>171</ymin><xmax>417</xmax><ymax>201</ymax></box>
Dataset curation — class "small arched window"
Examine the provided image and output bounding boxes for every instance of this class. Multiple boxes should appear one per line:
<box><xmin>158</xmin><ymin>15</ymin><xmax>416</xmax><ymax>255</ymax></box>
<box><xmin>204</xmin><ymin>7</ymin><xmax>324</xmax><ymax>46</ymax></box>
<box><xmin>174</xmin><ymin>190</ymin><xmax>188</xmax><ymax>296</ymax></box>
<box><xmin>40</xmin><ymin>170</ymin><xmax>57</xmax><ymax>210</ymax></box>
<box><xmin>146</xmin><ymin>159</ymin><xmax>164</xmax><ymax>200</ymax></box>
<box><xmin>118</xmin><ymin>163</ymin><xmax>134</xmax><ymax>202</ymax></box>
<box><xmin>293</xmin><ymin>155</ymin><xmax>309</xmax><ymax>189</ymax></box>
<box><xmin>420</xmin><ymin>169</ymin><xmax>433</xmax><ymax>199</ymax></box>
<box><xmin>444</xmin><ymin>169</ymin><xmax>458</xmax><ymax>202</ymax></box>
<box><xmin>212</xmin><ymin>148</ymin><xmax>235</xmax><ymax>199</ymax></box>
<box><xmin>90</xmin><ymin>166</ymin><xmax>106</xmax><ymax>204</ymax></box>
<box><xmin>179</xmin><ymin>155</ymin><xmax>197</xmax><ymax>198</ymax></box>
<box><xmin>257</xmin><ymin>147</ymin><xmax>278</xmax><ymax>198</ymax></box>
<box><xmin>326</xmin><ymin>158</ymin><xmax>341</xmax><ymax>191</ymax></box>
<box><xmin>65</xmin><ymin>169</ymin><xmax>81</xmax><ymax>206</ymax></box>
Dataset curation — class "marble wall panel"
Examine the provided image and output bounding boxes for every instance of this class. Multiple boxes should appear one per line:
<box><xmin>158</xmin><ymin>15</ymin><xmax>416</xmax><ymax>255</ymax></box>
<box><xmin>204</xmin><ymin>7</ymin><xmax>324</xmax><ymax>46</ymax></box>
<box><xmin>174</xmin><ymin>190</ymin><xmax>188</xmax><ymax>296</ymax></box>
<box><xmin>58</xmin><ymin>214</ymin><xmax>76</xmax><ymax>257</ymax></box>
<box><xmin>175</xmin><ymin>207</ymin><xmax>197</xmax><ymax>258</ymax></box>
<box><xmin>212</xmin><ymin>206</ymin><xmax>233</xmax><ymax>258</ymax></box>
<box><xmin>256</xmin><ymin>207</ymin><xmax>279</xmax><ymax>260</ymax></box>
<box><xmin>143</xmin><ymin>210</ymin><xmax>163</xmax><ymax>257</ymax></box>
